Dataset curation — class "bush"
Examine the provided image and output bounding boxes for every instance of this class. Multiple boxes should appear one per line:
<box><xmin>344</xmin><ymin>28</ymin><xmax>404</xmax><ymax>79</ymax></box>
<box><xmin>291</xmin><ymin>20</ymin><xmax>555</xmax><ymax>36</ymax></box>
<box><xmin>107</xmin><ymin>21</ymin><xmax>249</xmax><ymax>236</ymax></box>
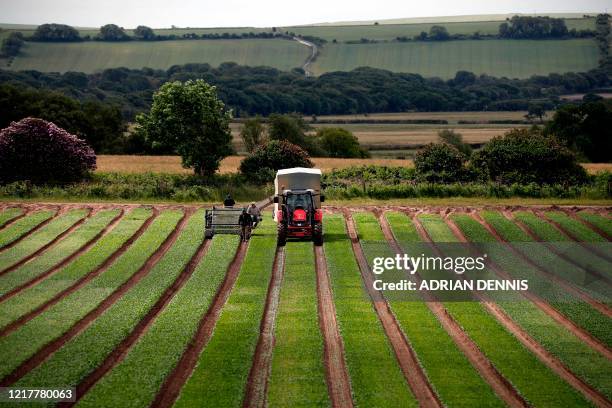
<box><xmin>471</xmin><ymin>128</ymin><xmax>588</xmax><ymax>185</ymax></box>
<box><xmin>315</xmin><ymin>127</ymin><xmax>369</xmax><ymax>158</ymax></box>
<box><xmin>414</xmin><ymin>143</ymin><xmax>466</xmax><ymax>183</ymax></box>
<box><xmin>438</xmin><ymin>129</ymin><xmax>472</xmax><ymax>157</ymax></box>
<box><xmin>0</xmin><ymin>118</ymin><xmax>96</xmax><ymax>184</ymax></box>
<box><xmin>240</xmin><ymin>140</ymin><xmax>313</xmax><ymax>183</ymax></box>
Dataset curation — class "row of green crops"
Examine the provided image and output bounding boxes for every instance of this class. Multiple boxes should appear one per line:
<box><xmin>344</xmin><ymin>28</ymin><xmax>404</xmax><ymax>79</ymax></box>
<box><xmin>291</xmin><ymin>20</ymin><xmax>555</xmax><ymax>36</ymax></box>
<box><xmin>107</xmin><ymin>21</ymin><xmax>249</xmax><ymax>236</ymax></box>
<box><xmin>267</xmin><ymin>241</ymin><xmax>329</xmax><ymax>407</ymax></box>
<box><xmin>15</xmin><ymin>210</ymin><xmax>205</xmax><ymax>399</ymax></box>
<box><xmin>354</xmin><ymin>212</ymin><xmax>504</xmax><ymax>407</ymax></box>
<box><xmin>0</xmin><ymin>210</ymin><xmax>55</xmax><ymax>249</ymax></box>
<box><xmin>0</xmin><ymin>209</ymin><xmax>87</xmax><ymax>272</ymax></box>
<box><xmin>578</xmin><ymin>213</ymin><xmax>612</xmax><ymax>237</ymax></box>
<box><xmin>174</xmin><ymin>219</ymin><xmax>277</xmax><ymax>407</ymax></box>
<box><xmin>544</xmin><ymin>211</ymin><xmax>607</xmax><ymax>242</ymax></box>
<box><xmin>0</xmin><ymin>210</ymin><xmax>119</xmax><ymax>297</ymax></box>
<box><xmin>0</xmin><ymin>208</ymin><xmax>23</xmax><ymax>228</ymax></box>
<box><xmin>415</xmin><ymin>213</ymin><xmax>589</xmax><ymax>406</ymax></box>
<box><xmin>77</xmin><ymin>234</ymin><xmax>239</xmax><ymax>407</ymax></box>
<box><xmin>324</xmin><ymin>214</ymin><xmax>415</xmax><ymax>407</ymax></box>
<box><xmin>455</xmin><ymin>213</ymin><xmax>612</xmax><ymax>398</ymax></box>
<box><xmin>0</xmin><ymin>208</ymin><xmax>151</xmax><ymax>329</ymax></box>
<box><xmin>0</xmin><ymin>209</ymin><xmax>177</xmax><ymax>380</ymax></box>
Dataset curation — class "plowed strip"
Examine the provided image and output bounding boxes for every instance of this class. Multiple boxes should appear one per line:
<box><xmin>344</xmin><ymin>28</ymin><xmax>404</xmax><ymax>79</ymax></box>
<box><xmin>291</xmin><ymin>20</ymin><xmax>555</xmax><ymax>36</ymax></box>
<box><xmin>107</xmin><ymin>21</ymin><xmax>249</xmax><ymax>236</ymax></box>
<box><xmin>63</xmin><ymin>237</ymin><xmax>212</xmax><ymax>407</ymax></box>
<box><xmin>0</xmin><ymin>210</ymin><xmax>125</xmax><ymax>304</ymax></box>
<box><xmin>537</xmin><ymin>211</ymin><xmax>612</xmax><ymax>263</ymax></box>
<box><xmin>383</xmin><ymin>213</ymin><xmax>528</xmax><ymax>408</ymax></box>
<box><xmin>314</xmin><ymin>245</ymin><xmax>354</xmax><ymax>408</ymax></box>
<box><xmin>0</xmin><ymin>208</ymin><xmax>27</xmax><ymax>231</ymax></box>
<box><xmin>0</xmin><ymin>208</ymin><xmax>92</xmax><ymax>277</ymax></box>
<box><xmin>418</xmin><ymin>213</ymin><xmax>612</xmax><ymax>408</ymax></box>
<box><xmin>0</xmin><ymin>208</ymin><xmax>157</xmax><ymax>338</ymax></box>
<box><xmin>243</xmin><ymin>247</ymin><xmax>285</xmax><ymax>408</ymax></box>
<box><xmin>444</xmin><ymin>217</ymin><xmax>612</xmax><ymax>360</ymax></box>
<box><xmin>0</xmin><ymin>207</ymin><xmax>59</xmax><ymax>253</ymax></box>
<box><xmin>570</xmin><ymin>212</ymin><xmax>612</xmax><ymax>241</ymax></box>
<box><xmin>151</xmin><ymin>241</ymin><xmax>249</xmax><ymax>408</ymax></box>
<box><xmin>0</xmin><ymin>209</ymin><xmax>188</xmax><ymax>386</ymax></box>
<box><xmin>342</xmin><ymin>209</ymin><xmax>442</xmax><ymax>408</ymax></box>
<box><xmin>472</xmin><ymin>212</ymin><xmax>612</xmax><ymax>318</ymax></box>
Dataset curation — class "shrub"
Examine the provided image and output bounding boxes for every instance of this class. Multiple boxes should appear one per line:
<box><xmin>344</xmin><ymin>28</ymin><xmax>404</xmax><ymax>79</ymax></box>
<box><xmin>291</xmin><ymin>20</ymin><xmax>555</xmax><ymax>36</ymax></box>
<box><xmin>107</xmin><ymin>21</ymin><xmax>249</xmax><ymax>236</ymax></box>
<box><xmin>240</xmin><ymin>140</ymin><xmax>313</xmax><ymax>183</ymax></box>
<box><xmin>471</xmin><ymin>128</ymin><xmax>588</xmax><ymax>185</ymax></box>
<box><xmin>438</xmin><ymin>129</ymin><xmax>472</xmax><ymax>157</ymax></box>
<box><xmin>414</xmin><ymin>143</ymin><xmax>466</xmax><ymax>183</ymax></box>
<box><xmin>0</xmin><ymin>118</ymin><xmax>96</xmax><ymax>184</ymax></box>
<box><xmin>315</xmin><ymin>127</ymin><xmax>369</xmax><ymax>158</ymax></box>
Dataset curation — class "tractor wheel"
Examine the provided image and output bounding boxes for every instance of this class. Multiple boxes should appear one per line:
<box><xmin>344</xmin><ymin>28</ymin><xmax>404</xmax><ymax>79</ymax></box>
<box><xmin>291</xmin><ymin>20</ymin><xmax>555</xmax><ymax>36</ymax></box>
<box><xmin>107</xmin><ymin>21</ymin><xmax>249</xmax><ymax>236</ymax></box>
<box><xmin>313</xmin><ymin>223</ymin><xmax>323</xmax><ymax>246</ymax></box>
<box><xmin>277</xmin><ymin>222</ymin><xmax>287</xmax><ymax>247</ymax></box>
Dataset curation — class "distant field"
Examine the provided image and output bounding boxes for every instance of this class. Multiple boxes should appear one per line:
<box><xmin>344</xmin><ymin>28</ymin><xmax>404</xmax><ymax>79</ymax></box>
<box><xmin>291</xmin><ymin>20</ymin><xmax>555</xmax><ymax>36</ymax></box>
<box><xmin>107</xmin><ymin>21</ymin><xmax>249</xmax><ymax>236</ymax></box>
<box><xmin>95</xmin><ymin>155</ymin><xmax>611</xmax><ymax>175</ymax></box>
<box><xmin>7</xmin><ymin>39</ymin><xmax>308</xmax><ymax>73</ymax></box>
<box><xmin>305</xmin><ymin>111</ymin><xmax>552</xmax><ymax>123</ymax></box>
<box><xmin>311</xmin><ymin>39</ymin><xmax>599</xmax><ymax>78</ymax></box>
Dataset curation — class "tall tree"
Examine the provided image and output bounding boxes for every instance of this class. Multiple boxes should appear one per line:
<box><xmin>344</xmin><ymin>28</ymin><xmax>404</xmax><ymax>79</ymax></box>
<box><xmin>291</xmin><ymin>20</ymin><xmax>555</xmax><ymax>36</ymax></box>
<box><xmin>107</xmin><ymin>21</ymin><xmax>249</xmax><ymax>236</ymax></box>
<box><xmin>136</xmin><ymin>79</ymin><xmax>233</xmax><ymax>176</ymax></box>
<box><xmin>240</xmin><ymin>117</ymin><xmax>266</xmax><ymax>153</ymax></box>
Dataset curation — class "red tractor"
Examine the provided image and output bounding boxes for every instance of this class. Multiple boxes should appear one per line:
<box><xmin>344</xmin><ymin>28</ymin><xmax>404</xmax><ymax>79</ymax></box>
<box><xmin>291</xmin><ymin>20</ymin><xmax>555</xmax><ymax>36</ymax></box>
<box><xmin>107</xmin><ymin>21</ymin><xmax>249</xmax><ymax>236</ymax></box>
<box><xmin>273</xmin><ymin>168</ymin><xmax>324</xmax><ymax>246</ymax></box>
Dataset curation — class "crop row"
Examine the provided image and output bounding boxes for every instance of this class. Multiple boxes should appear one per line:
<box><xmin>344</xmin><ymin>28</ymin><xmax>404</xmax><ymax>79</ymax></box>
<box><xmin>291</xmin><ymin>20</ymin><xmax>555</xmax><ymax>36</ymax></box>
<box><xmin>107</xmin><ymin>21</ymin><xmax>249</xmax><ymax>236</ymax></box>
<box><xmin>449</xmin><ymin>213</ymin><xmax>611</xmax><ymax>401</ymax></box>
<box><xmin>0</xmin><ymin>208</ymin><xmax>24</xmax><ymax>228</ymax></box>
<box><xmin>0</xmin><ymin>210</ymin><xmax>119</xmax><ymax>297</ymax></box>
<box><xmin>0</xmin><ymin>210</ymin><xmax>56</xmax><ymax>250</ymax></box>
<box><xmin>0</xmin><ymin>208</ymin><xmax>151</xmax><ymax>329</ymax></box>
<box><xmin>577</xmin><ymin>212</ymin><xmax>612</xmax><ymax>237</ymax></box>
<box><xmin>416</xmin><ymin>213</ymin><xmax>590</xmax><ymax>406</ymax></box>
<box><xmin>0</xmin><ymin>208</ymin><xmax>176</xmax><ymax>380</ymax></box>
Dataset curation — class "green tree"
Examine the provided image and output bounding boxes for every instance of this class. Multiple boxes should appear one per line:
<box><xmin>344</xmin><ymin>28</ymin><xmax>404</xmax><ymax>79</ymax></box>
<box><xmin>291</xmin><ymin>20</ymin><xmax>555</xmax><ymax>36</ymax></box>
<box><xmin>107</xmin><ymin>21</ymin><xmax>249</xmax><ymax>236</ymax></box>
<box><xmin>437</xmin><ymin>129</ymin><xmax>472</xmax><ymax>157</ymax></box>
<box><xmin>97</xmin><ymin>24</ymin><xmax>130</xmax><ymax>41</ymax></box>
<box><xmin>32</xmin><ymin>23</ymin><xmax>81</xmax><ymax>41</ymax></box>
<box><xmin>315</xmin><ymin>127</ymin><xmax>369</xmax><ymax>158</ymax></box>
<box><xmin>415</xmin><ymin>143</ymin><xmax>466</xmax><ymax>183</ymax></box>
<box><xmin>134</xmin><ymin>25</ymin><xmax>155</xmax><ymax>40</ymax></box>
<box><xmin>240</xmin><ymin>140</ymin><xmax>313</xmax><ymax>183</ymax></box>
<box><xmin>525</xmin><ymin>103</ymin><xmax>546</xmax><ymax>122</ymax></box>
<box><xmin>267</xmin><ymin>113</ymin><xmax>323</xmax><ymax>155</ymax></box>
<box><xmin>1</xmin><ymin>32</ymin><xmax>24</xmax><ymax>57</ymax></box>
<box><xmin>136</xmin><ymin>79</ymin><xmax>233</xmax><ymax>176</ymax></box>
<box><xmin>240</xmin><ymin>117</ymin><xmax>266</xmax><ymax>153</ymax></box>
<box><xmin>428</xmin><ymin>25</ymin><xmax>450</xmax><ymax>40</ymax></box>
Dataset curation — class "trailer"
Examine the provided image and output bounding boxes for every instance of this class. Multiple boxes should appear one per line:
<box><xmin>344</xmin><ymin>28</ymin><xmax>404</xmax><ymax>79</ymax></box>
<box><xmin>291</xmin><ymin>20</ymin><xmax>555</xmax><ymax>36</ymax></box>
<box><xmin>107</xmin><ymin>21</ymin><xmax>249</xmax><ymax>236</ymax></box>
<box><xmin>205</xmin><ymin>207</ymin><xmax>261</xmax><ymax>240</ymax></box>
<box><xmin>273</xmin><ymin>167</ymin><xmax>324</xmax><ymax>246</ymax></box>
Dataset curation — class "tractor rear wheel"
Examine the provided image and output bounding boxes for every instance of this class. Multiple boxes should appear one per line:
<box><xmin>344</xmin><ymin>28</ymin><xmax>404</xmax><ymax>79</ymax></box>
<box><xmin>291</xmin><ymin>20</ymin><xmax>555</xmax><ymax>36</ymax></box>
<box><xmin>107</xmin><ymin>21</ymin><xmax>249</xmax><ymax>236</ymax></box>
<box><xmin>277</xmin><ymin>222</ymin><xmax>287</xmax><ymax>246</ymax></box>
<box><xmin>313</xmin><ymin>222</ymin><xmax>323</xmax><ymax>246</ymax></box>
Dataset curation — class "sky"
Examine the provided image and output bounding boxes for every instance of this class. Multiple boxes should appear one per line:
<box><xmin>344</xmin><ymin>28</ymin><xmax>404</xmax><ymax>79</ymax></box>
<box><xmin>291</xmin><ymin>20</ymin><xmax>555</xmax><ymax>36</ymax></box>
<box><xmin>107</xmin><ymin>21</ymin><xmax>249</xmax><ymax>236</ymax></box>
<box><xmin>1</xmin><ymin>0</ymin><xmax>610</xmax><ymax>28</ymax></box>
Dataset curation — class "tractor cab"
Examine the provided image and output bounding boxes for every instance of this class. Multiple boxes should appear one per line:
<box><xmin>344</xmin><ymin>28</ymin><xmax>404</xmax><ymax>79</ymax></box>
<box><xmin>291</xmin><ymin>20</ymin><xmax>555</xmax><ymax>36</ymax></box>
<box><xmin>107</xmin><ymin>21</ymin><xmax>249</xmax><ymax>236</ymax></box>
<box><xmin>278</xmin><ymin>189</ymin><xmax>316</xmax><ymax>227</ymax></box>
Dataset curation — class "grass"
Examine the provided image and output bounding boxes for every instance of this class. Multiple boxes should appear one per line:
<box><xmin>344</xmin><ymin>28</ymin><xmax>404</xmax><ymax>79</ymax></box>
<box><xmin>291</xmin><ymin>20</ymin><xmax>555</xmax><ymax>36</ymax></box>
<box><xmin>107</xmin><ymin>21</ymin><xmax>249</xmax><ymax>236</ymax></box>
<box><xmin>0</xmin><ymin>209</ymin><xmax>179</xmax><ymax>380</ymax></box>
<box><xmin>0</xmin><ymin>208</ymin><xmax>23</xmax><ymax>228</ymax></box>
<box><xmin>76</xmin><ymin>234</ymin><xmax>239</xmax><ymax>407</ymax></box>
<box><xmin>419</xmin><ymin>213</ymin><xmax>590</xmax><ymax>406</ymax></box>
<box><xmin>324</xmin><ymin>214</ymin><xmax>415</xmax><ymax>407</ymax></box>
<box><xmin>0</xmin><ymin>208</ymin><xmax>151</xmax><ymax>329</ymax></box>
<box><xmin>311</xmin><ymin>39</ymin><xmax>599</xmax><ymax>78</ymax></box>
<box><xmin>267</xmin><ymin>241</ymin><xmax>329</xmax><ymax>407</ymax></box>
<box><xmin>174</xmin><ymin>218</ymin><xmax>277</xmax><ymax>407</ymax></box>
<box><xmin>0</xmin><ymin>210</ymin><xmax>119</xmax><ymax>296</ymax></box>
<box><xmin>0</xmin><ymin>210</ymin><xmax>56</xmax><ymax>248</ymax></box>
<box><xmin>0</xmin><ymin>209</ymin><xmax>87</xmax><ymax>271</ymax></box>
<box><xmin>578</xmin><ymin>212</ymin><xmax>612</xmax><ymax>237</ymax></box>
<box><xmin>452</xmin><ymin>213</ymin><xmax>612</xmax><ymax>399</ymax></box>
<box><xmin>15</xmin><ymin>210</ymin><xmax>206</xmax><ymax>396</ymax></box>
<box><xmin>544</xmin><ymin>211</ymin><xmax>608</xmax><ymax>242</ymax></box>
<box><xmin>9</xmin><ymin>39</ymin><xmax>309</xmax><ymax>73</ymax></box>
<box><xmin>357</xmin><ymin>212</ymin><xmax>505</xmax><ymax>407</ymax></box>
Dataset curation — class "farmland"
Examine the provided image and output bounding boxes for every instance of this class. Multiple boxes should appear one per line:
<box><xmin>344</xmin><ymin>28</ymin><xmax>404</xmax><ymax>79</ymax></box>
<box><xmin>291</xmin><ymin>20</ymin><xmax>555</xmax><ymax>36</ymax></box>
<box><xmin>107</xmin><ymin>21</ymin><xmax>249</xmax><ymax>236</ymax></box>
<box><xmin>0</xmin><ymin>202</ymin><xmax>609</xmax><ymax>406</ymax></box>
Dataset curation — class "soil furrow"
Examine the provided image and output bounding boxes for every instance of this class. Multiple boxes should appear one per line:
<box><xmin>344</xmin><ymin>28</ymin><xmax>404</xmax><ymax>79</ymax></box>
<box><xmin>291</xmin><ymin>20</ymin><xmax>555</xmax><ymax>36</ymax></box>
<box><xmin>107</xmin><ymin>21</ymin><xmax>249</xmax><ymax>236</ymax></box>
<box><xmin>151</xmin><ymin>240</ymin><xmax>249</xmax><ymax>408</ymax></box>
<box><xmin>243</xmin><ymin>247</ymin><xmax>285</xmax><ymax>408</ymax></box>
<box><xmin>0</xmin><ymin>206</ymin><xmax>60</xmax><ymax>253</ymax></box>
<box><xmin>443</xmin><ymin>217</ymin><xmax>612</xmax><ymax>360</ymax></box>
<box><xmin>0</xmin><ymin>208</ymin><xmax>188</xmax><ymax>386</ymax></box>
<box><xmin>61</xmin><ymin>234</ymin><xmax>211</xmax><ymax>407</ymax></box>
<box><xmin>383</xmin><ymin>212</ymin><xmax>529</xmax><ymax>408</ymax></box>
<box><xmin>471</xmin><ymin>212</ymin><xmax>612</xmax><ymax>318</ymax></box>
<box><xmin>0</xmin><ymin>210</ymin><xmax>125</xmax><ymax>304</ymax></box>
<box><xmin>419</xmin><ymin>212</ymin><xmax>612</xmax><ymax>407</ymax></box>
<box><xmin>569</xmin><ymin>212</ymin><xmax>612</xmax><ymax>241</ymax></box>
<box><xmin>342</xmin><ymin>209</ymin><xmax>443</xmax><ymax>408</ymax></box>
<box><xmin>314</xmin><ymin>245</ymin><xmax>354</xmax><ymax>408</ymax></box>
<box><xmin>0</xmin><ymin>207</ymin><xmax>29</xmax><ymax>232</ymax></box>
<box><xmin>0</xmin><ymin>208</ymin><xmax>158</xmax><ymax>338</ymax></box>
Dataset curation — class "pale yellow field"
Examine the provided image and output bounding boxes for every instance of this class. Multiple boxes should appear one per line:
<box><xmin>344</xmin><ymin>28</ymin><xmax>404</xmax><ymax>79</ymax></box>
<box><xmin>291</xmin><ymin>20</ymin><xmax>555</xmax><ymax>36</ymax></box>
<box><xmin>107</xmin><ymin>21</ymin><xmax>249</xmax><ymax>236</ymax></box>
<box><xmin>96</xmin><ymin>155</ymin><xmax>610</xmax><ymax>175</ymax></box>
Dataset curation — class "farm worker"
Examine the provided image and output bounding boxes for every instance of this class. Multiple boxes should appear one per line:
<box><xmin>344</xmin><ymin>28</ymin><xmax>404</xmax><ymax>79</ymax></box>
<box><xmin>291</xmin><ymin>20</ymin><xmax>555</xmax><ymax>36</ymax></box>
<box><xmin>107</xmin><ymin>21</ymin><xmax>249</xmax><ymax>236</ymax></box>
<box><xmin>224</xmin><ymin>194</ymin><xmax>235</xmax><ymax>208</ymax></box>
<box><xmin>239</xmin><ymin>208</ymin><xmax>253</xmax><ymax>241</ymax></box>
<box><xmin>247</xmin><ymin>202</ymin><xmax>261</xmax><ymax>227</ymax></box>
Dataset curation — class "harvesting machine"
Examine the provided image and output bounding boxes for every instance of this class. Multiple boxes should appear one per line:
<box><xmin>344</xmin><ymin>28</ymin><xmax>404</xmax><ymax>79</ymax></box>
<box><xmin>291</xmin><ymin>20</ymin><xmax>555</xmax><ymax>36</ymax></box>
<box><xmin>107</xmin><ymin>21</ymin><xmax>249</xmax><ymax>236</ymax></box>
<box><xmin>273</xmin><ymin>168</ymin><xmax>324</xmax><ymax>246</ymax></box>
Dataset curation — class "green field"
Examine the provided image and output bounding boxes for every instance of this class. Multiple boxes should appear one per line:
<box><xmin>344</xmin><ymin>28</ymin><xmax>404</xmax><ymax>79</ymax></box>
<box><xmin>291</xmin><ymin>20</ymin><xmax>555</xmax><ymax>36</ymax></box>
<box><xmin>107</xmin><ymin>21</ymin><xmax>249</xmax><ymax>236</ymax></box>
<box><xmin>311</xmin><ymin>39</ymin><xmax>599</xmax><ymax>78</ymax></box>
<box><xmin>7</xmin><ymin>39</ymin><xmax>309</xmax><ymax>73</ymax></box>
